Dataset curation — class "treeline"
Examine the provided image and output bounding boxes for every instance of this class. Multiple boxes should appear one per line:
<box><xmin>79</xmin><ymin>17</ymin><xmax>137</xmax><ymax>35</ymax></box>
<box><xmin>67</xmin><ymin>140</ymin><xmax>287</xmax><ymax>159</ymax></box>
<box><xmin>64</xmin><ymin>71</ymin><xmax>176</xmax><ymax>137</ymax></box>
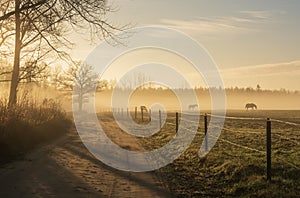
<box><xmin>98</xmin><ymin>85</ymin><xmax>300</xmax><ymax>95</ymax></box>
<box><xmin>1</xmin><ymin>59</ymin><xmax>298</xmax><ymax>95</ymax></box>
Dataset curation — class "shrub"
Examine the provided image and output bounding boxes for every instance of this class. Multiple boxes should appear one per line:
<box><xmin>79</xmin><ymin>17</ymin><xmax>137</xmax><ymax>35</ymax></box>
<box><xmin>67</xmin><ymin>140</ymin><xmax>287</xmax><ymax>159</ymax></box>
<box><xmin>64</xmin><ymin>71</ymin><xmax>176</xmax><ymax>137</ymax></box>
<box><xmin>0</xmin><ymin>97</ymin><xmax>71</xmax><ymax>162</ymax></box>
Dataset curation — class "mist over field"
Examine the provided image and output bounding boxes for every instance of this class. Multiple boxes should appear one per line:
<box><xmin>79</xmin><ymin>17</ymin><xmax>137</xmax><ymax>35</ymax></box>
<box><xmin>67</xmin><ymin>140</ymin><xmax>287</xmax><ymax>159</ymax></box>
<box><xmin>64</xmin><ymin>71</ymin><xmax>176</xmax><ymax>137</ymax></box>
<box><xmin>2</xmin><ymin>84</ymin><xmax>298</xmax><ymax>112</ymax></box>
<box><xmin>1</xmin><ymin>0</ymin><xmax>300</xmax><ymax>197</ymax></box>
<box><xmin>93</xmin><ymin>88</ymin><xmax>300</xmax><ymax>112</ymax></box>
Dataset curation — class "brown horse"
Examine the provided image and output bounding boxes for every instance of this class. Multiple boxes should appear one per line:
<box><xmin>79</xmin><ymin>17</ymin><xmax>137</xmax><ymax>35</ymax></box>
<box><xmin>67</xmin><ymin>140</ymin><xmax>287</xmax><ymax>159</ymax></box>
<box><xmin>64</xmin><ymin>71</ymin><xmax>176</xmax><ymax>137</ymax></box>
<box><xmin>245</xmin><ymin>103</ymin><xmax>257</xmax><ymax>110</ymax></box>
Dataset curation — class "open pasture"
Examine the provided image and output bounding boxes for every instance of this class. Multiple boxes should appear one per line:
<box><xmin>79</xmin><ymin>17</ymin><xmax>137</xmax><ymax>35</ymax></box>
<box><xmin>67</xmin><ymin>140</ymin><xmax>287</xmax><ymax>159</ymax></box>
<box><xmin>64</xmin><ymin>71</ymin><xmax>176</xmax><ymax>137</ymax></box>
<box><xmin>99</xmin><ymin>110</ymin><xmax>300</xmax><ymax>197</ymax></box>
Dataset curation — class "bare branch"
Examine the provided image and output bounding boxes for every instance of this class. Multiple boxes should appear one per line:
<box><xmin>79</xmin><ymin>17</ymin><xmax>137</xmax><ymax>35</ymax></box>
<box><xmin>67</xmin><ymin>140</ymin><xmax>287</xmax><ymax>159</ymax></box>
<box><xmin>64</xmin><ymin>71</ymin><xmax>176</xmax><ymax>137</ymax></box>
<box><xmin>0</xmin><ymin>0</ymin><xmax>47</xmax><ymax>21</ymax></box>
<box><xmin>1</xmin><ymin>0</ymin><xmax>128</xmax><ymax>105</ymax></box>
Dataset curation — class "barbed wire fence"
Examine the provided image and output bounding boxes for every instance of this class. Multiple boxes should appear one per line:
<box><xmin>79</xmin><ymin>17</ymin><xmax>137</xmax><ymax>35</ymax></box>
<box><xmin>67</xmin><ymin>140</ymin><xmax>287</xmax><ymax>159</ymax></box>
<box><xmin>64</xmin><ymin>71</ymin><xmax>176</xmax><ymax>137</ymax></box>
<box><xmin>101</xmin><ymin>107</ymin><xmax>300</xmax><ymax>182</ymax></box>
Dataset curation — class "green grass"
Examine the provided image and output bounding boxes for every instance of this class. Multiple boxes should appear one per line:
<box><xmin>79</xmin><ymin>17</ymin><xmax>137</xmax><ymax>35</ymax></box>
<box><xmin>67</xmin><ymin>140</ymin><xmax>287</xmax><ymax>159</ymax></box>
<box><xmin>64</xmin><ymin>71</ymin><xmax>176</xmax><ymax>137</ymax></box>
<box><xmin>0</xmin><ymin>97</ymin><xmax>71</xmax><ymax>163</ymax></box>
<box><xmin>140</xmin><ymin>110</ymin><xmax>300</xmax><ymax>197</ymax></box>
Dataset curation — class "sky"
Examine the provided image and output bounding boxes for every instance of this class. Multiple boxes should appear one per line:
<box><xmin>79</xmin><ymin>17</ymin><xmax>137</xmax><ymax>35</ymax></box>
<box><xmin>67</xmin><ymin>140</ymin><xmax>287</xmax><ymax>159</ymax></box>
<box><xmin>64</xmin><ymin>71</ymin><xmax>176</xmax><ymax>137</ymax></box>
<box><xmin>69</xmin><ymin>0</ymin><xmax>300</xmax><ymax>90</ymax></box>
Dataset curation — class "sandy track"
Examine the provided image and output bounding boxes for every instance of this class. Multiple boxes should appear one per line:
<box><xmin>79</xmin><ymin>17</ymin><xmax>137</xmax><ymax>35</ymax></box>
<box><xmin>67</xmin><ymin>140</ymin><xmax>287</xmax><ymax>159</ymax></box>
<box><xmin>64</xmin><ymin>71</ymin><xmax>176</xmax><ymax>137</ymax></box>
<box><xmin>0</xmin><ymin>129</ymin><xmax>171</xmax><ymax>197</ymax></box>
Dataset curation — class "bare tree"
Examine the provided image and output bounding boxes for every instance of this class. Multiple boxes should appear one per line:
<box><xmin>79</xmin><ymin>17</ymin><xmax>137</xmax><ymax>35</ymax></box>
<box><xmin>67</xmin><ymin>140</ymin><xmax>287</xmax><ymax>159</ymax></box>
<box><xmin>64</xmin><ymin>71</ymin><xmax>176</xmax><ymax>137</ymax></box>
<box><xmin>0</xmin><ymin>0</ymin><xmax>126</xmax><ymax>107</ymax></box>
<box><xmin>0</xmin><ymin>60</ymin><xmax>49</xmax><ymax>85</ymax></box>
<box><xmin>19</xmin><ymin>60</ymin><xmax>49</xmax><ymax>84</ymax></box>
<box><xmin>55</xmin><ymin>61</ymin><xmax>100</xmax><ymax>112</ymax></box>
<box><xmin>256</xmin><ymin>84</ymin><xmax>261</xmax><ymax>91</ymax></box>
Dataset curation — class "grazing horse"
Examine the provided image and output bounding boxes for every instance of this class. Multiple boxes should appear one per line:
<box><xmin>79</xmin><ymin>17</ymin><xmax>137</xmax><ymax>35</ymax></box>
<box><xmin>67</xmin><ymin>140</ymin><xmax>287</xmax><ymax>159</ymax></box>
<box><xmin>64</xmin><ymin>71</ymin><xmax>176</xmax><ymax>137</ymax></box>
<box><xmin>188</xmin><ymin>104</ymin><xmax>198</xmax><ymax>111</ymax></box>
<box><xmin>245</xmin><ymin>103</ymin><xmax>257</xmax><ymax>110</ymax></box>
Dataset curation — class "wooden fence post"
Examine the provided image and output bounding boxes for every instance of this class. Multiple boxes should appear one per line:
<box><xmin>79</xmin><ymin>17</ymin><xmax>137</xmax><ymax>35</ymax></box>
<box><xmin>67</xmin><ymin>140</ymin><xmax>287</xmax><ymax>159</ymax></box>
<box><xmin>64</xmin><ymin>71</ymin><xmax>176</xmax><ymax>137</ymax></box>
<box><xmin>149</xmin><ymin>109</ymin><xmax>152</xmax><ymax>122</ymax></box>
<box><xmin>135</xmin><ymin>107</ymin><xmax>137</xmax><ymax>119</ymax></box>
<box><xmin>266</xmin><ymin>118</ymin><xmax>272</xmax><ymax>182</ymax></box>
<box><xmin>204</xmin><ymin>113</ymin><xmax>208</xmax><ymax>152</ymax></box>
<box><xmin>141</xmin><ymin>107</ymin><xmax>144</xmax><ymax>122</ymax></box>
<box><xmin>176</xmin><ymin>112</ymin><xmax>179</xmax><ymax>136</ymax></box>
<box><xmin>159</xmin><ymin>110</ymin><xmax>162</xmax><ymax>129</ymax></box>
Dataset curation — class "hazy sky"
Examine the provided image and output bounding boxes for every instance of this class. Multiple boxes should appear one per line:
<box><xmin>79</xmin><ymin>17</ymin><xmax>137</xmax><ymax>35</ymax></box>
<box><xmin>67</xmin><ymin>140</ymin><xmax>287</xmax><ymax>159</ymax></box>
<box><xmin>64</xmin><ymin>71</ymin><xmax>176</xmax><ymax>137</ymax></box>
<box><xmin>69</xmin><ymin>0</ymin><xmax>300</xmax><ymax>90</ymax></box>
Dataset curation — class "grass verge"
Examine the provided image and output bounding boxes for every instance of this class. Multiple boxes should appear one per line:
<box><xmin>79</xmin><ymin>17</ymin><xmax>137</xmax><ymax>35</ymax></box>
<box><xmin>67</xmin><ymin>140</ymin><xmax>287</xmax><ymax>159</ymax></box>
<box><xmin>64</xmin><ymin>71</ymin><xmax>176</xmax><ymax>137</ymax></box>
<box><xmin>0</xmin><ymin>98</ymin><xmax>71</xmax><ymax>163</ymax></box>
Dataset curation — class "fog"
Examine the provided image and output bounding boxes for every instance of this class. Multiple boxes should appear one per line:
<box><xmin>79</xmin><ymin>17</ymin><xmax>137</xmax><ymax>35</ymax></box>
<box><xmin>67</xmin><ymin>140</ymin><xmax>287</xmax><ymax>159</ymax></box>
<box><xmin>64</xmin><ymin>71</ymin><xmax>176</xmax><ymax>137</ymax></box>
<box><xmin>1</xmin><ymin>84</ymin><xmax>299</xmax><ymax>112</ymax></box>
<box><xmin>93</xmin><ymin>89</ymin><xmax>300</xmax><ymax>111</ymax></box>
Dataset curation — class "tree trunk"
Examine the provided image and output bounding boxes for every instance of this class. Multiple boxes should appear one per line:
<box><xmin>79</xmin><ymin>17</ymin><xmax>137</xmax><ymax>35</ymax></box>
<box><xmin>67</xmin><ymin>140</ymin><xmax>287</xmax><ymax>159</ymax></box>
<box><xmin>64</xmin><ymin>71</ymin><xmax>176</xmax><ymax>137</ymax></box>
<box><xmin>78</xmin><ymin>93</ymin><xmax>83</xmax><ymax>112</ymax></box>
<box><xmin>8</xmin><ymin>0</ymin><xmax>21</xmax><ymax>108</ymax></box>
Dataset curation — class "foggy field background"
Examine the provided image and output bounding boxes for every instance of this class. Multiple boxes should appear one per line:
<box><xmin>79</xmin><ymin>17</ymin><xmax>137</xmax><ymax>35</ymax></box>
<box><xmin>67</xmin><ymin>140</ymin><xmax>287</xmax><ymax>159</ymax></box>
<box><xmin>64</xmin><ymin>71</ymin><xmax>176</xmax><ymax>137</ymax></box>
<box><xmin>94</xmin><ymin>88</ymin><xmax>300</xmax><ymax>112</ymax></box>
<box><xmin>1</xmin><ymin>81</ymin><xmax>299</xmax><ymax>196</ymax></box>
<box><xmin>1</xmin><ymin>1</ymin><xmax>299</xmax><ymax>196</ymax></box>
<box><xmin>1</xmin><ymin>83</ymin><xmax>300</xmax><ymax>112</ymax></box>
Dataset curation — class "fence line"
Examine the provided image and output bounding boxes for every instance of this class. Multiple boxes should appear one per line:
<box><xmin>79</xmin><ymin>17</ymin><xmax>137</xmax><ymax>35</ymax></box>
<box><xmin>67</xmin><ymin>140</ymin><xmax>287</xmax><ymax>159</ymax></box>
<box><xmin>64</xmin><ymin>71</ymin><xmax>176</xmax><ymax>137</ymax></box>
<box><xmin>273</xmin><ymin>155</ymin><xmax>300</xmax><ymax>170</ymax></box>
<box><xmin>182</xmin><ymin>126</ymin><xmax>196</xmax><ymax>133</ymax></box>
<box><xmin>181</xmin><ymin>117</ymin><xmax>200</xmax><ymax>124</ymax></box>
<box><xmin>209</xmin><ymin>123</ymin><xmax>263</xmax><ymax>135</ymax></box>
<box><xmin>101</xmin><ymin>107</ymin><xmax>300</xmax><ymax>178</ymax></box>
<box><xmin>181</xmin><ymin>112</ymin><xmax>202</xmax><ymax>116</ymax></box>
<box><xmin>179</xmin><ymin>124</ymin><xmax>265</xmax><ymax>154</ymax></box>
<box><xmin>273</xmin><ymin>133</ymin><xmax>300</xmax><ymax>146</ymax></box>
<box><xmin>165</xmin><ymin>122</ymin><xmax>176</xmax><ymax>126</ymax></box>
<box><xmin>271</xmin><ymin>119</ymin><xmax>300</xmax><ymax>126</ymax></box>
<box><xmin>177</xmin><ymin>117</ymin><xmax>300</xmax><ymax>174</ymax></box>
<box><xmin>207</xmin><ymin>113</ymin><xmax>265</xmax><ymax>121</ymax></box>
<box><xmin>173</xmin><ymin>112</ymin><xmax>299</xmax><ymax>182</ymax></box>
<box><xmin>180</xmin><ymin>125</ymin><xmax>204</xmax><ymax>134</ymax></box>
<box><xmin>217</xmin><ymin>136</ymin><xmax>265</xmax><ymax>155</ymax></box>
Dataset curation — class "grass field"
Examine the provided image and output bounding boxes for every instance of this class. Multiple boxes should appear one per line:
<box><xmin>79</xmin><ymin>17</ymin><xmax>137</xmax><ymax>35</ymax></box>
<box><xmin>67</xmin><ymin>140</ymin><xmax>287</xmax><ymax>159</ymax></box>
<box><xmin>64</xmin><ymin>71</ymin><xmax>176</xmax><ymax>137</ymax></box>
<box><xmin>99</xmin><ymin>110</ymin><xmax>300</xmax><ymax>197</ymax></box>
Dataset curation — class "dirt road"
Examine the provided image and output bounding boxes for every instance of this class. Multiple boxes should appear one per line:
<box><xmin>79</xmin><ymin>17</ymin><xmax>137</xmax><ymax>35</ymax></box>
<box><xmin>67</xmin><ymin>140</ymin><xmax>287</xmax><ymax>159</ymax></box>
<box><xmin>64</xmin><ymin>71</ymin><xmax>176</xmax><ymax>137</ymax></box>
<box><xmin>0</xmin><ymin>129</ymin><xmax>171</xmax><ymax>197</ymax></box>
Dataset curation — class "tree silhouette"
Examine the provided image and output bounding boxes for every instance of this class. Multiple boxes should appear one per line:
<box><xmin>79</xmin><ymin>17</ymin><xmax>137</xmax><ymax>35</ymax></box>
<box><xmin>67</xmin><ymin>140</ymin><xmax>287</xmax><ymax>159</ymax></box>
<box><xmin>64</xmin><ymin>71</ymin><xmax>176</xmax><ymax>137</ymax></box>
<box><xmin>256</xmin><ymin>84</ymin><xmax>261</xmax><ymax>91</ymax></box>
<box><xmin>55</xmin><ymin>62</ymin><xmax>98</xmax><ymax>112</ymax></box>
<box><xmin>0</xmin><ymin>0</ymin><xmax>125</xmax><ymax>107</ymax></box>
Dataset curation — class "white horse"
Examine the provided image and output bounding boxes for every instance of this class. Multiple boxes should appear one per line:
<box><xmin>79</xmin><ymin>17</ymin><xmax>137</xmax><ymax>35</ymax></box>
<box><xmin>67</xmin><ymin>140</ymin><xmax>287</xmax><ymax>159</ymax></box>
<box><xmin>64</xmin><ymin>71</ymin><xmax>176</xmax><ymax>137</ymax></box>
<box><xmin>188</xmin><ymin>104</ymin><xmax>198</xmax><ymax>111</ymax></box>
